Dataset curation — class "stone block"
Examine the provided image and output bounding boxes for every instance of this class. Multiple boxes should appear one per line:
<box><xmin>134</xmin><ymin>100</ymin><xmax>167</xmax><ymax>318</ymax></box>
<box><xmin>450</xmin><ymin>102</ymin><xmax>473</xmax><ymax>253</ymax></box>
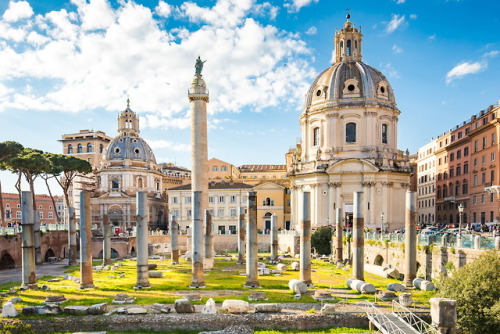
<box><xmin>148</xmin><ymin>271</ymin><xmax>163</xmax><ymax>278</ymax></box>
<box><xmin>257</xmin><ymin>262</ymin><xmax>266</xmax><ymax>269</ymax></box>
<box><xmin>321</xmin><ymin>304</ymin><xmax>336</xmax><ymax>315</ymax></box>
<box><xmin>113</xmin><ymin>293</ymin><xmax>135</xmax><ymax>304</ymax></box>
<box><xmin>202</xmin><ymin>298</ymin><xmax>217</xmax><ymax>314</ymax></box>
<box><xmin>152</xmin><ymin>303</ymin><xmax>171</xmax><ymax>314</ymax></box>
<box><xmin>21</xmin><ymin>306</ymin><xmax>38</xmax><ymax>316</ymax></box>
<box><xmin>421</xmin><ymin>280</ymin><xmax>436</xmax><ymax>291</ymax></box>
<box><xmin>277</xmin><ymin>264</ymin><xmax>288</xmax><ymax>272</ymax></box>
<box><xmin>8</xmin><ymin>297</ymin><xmax>22</xmax><ymax>304</ymax></box>
<box><xmin>221</xmin><ymin>300</ymin><xmax>250</xmax><ymax>313</ymax></box>
<box><xmin>44</xmin><ymin>294</ymin><xmax>67</xmax><ymax>304</ymax></box>
<box><xmin>288</xmin><ymin>279</ymin><xmax>307</xmax><ymax>295</ymax></box>
<box><xmin>88</xmin><ymin>303</ymin><xmax>107</xmax><ymax>315</ymax></box>
<box><xmin>185</xmin><ymin>293</ymin><xmax>202</xmax><ymax>301</ymax></box>
<box><xmin>399</xmin><ymin>293</ymin><xmax>413</xmax><ymax>307</ymax></box>
<box><xmin>248</xmin><ymin>292</ymin><xmax>267</xmax><ymax>301</ymax></box>
<box><xmin>376</xmin><ymin>290</ymin><xmax>397</xmax><ymax>301</ymax></box>
<box><xmin>254</xmin><ymin>303</ymin><xmax>281</xmax><ymax>313</ymax></box>
<box><xmin>387</xmin><ymin>283</ymin><xmax>406</xmax><ymax>292</ymax></box>
<box><xmin>430</xmin><ymin>298</ymin><xmax>457</xmax><ymax>328</ymax></box>
<box><xmin>63</xmin><ymin>306</ymin><xmax>89</xmax><ymax>315</ymax></box>
<box><xmin>383</xmin><ymin>267</ymin><xmax>400</xmax><ymax>279</ymax></box>
<box><xmin>1</xmin><ymin>302</ymin><xmax>17</xmax><ymax>317</ymax></box>
<box><xmin>126</xmin><ymin>307</ymin><xmax>148</xmax><ymax>314</ymax></box>
<box><xmin>313</xmin><ymin>289</ymin><xmax>333</xmax><ymax>300</ymax></box>
<box><xmin>148</xmin><ymin>263</ymin><xmax>157</xmax><ymax>270</ymax></box>
<box><xmin>291</xmin><ymin>262</ymin><xmax>300</xmax><ymax>271</ymax></box>
<box><xmin>36</xmin><ymin>305</ymin><xmax>62</xmax><ymax>315</ymax></box>
<box><xmin>174</xmin><ymin>298</ymin><xmax>195</xmax><ymax>313</ymax></box>
<box><xmin>258</xmin><ymin>268</ymin><xmax>271</xmax><ymax>276</ymax></box>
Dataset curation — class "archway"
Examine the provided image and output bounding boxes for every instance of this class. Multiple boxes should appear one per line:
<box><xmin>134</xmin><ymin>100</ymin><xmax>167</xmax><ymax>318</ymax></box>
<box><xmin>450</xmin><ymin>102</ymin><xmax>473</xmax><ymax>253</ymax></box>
<box><xmin>98</xmin><ymin>248</ymin><xmax>120</xmax><ymax>259</ymax></box>
<box><xmin>0</xmin><ymin>251</ymin><xmax>15</xmax><ymax>269</ymax></box>
<box><xmin>374</xmin><ymin>254</ymin><xmax>384</xmax><ymax>266</ymax></box>
<box><xmin>44</xmin><ymin>249</ymin><xmax>55</xmax><ymax>263</ymax></box>
<box><xmin>130</xmin><ymin>246</ymin><xmax>136</xmax><ymax>257</ymax></box>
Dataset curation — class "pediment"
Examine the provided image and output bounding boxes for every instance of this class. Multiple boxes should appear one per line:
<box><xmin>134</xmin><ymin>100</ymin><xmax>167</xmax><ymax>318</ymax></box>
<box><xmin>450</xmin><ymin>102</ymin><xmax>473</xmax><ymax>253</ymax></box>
<box><xmin>253</xmin><ymin>181</ymin><xmax>285</xmax><ymax>190</ymax></box>
<box><xmin>326</xmin><ymin>159</ymin><xmax>379</xmax><ymax>174</ymax></box>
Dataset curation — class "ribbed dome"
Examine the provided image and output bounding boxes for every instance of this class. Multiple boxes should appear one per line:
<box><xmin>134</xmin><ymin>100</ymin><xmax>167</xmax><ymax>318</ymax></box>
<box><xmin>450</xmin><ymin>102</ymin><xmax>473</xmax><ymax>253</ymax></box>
<box><xmin>103</xmin><ymin>136</ymin><xmax>156</xmax><ymax>164</ymax></box>
<box><xmin>305</xmin><ymin>61</ymin><xmax>396</xmax><ymax>110</ymax></box>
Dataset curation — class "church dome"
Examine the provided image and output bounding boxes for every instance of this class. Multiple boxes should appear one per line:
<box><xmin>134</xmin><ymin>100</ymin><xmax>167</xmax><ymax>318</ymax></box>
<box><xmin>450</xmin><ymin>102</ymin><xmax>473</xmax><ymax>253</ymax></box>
<box><xmin>305</xmin><ymin>18</ymin><xmax>397</xmax><ymax>111</ymax></box>
<box><xmin>103</xmin><ymin>136</ymin><xmax>156</xmax><ymax>164</ymax></box>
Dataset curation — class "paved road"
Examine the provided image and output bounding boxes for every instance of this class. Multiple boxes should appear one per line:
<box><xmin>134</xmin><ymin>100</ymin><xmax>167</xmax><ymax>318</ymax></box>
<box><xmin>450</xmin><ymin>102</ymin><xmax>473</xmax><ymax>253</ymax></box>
<box><xmin>0</xmin><ymin>262</ymin><xmax>68</xmax><ymax>285</ymax></box>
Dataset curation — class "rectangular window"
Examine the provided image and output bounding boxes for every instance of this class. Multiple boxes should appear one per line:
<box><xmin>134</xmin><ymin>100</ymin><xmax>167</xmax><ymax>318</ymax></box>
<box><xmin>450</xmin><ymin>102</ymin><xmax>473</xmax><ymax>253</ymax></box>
<box><xmin>474</xmin><ymin>159</ymin><xmax>478</xmax><ymax>167</ymax></box>
<box><xmin>464</xmin><ymin>164</ymin><xmax>469</xmax><ymax>173</ymax></box>
<box><xmin>482</xmin><ymin>155</ymin><xmax>486</xmax><ymax>164</ymax></box>
<box><xmin>39</xmin><ymin>211</ymin><xmax>43</xmax><ymax>219</ymax></box>
<box><xmin>482</xmin><ymin>136</ymin><xmax>487</xmax><ymax>149</ymax></box>
<box><xmin>185</xmin><ymin>196</ymin><xmax>192</xmax><ymax>204</ymax></box>
<box><xmin>462</xmin><ymin>183</ymin><xmax>468</xmax><ymax>194</ymax></box>
<box><xmin>482</xmin><ymin>172</ymin><xmax>486</xmax><ymax>184</ymax></box>
<box><xmin>492</xmin><ymin>133</ymin><xmax>496</xmax><ymax>145</ymax></box>
<box><xmin>464</xmin><ymin>147</ymin><xmax>469</xmax><ymax>156</ymax></box>
<box><xmin>230</xmin><ymin>195</ymin><xmax>237</xmax><ymax>203</ymax></box>
<box><xmin>171</xmin><ymin>197</ymin><xmax>178</xmax><ymax>204</ymax></box>
<box><xmin>187</xmin><ymin>209</ymin><xmax>192</xmax><ymax>217</ymax></box>
<box><xmin>219</xmin><ymin>196</ymin><xmax>225</xmax><ymax>203</ymax></box>
<box><xmin>450</xmin><ymin>153</ymin><xmax>454</xmax><ymax>162</ymax></box>
<box><xmin>218</xmin><ymin>208</ymin><xmax>224</xmax><ymax>217</ymax></box>
<box><xmin>172</xmin><ymin>209</ymin><xmax>179</xmax><ymax>217</ymax></box>
<box><xmin>313</xmin><ymin>127</ymin><xmax>320</xmax><ymax>146</ymax></box>
<box><xmin>474</xmin><ymin>140</ymin><xmax>478</xmax><ymax>152</ymax></box>
<box><xmin>491</xmin><ymin>170</ymin><xmax>495</xmax><ymax>184</ymax></box>
<box><xmin>449</xmin><ymin>168</ymin><xmax>454</xmax><ymax>178</ymax></box>
<box><xmin>456</xmin><ymin>166</ymin><xmax>461</xmax><ymax>175</ymax></box>
<box><xmin>221</xmin><ymin>166</ymin><xmax>227</xmax><ymax>171</ymax></box>
<box><xmin>212</xmin><ymin>166</ymin><xmax>218</xmax><ymax>171</ymax></box>
<box><xmin>458</xmin><ymin>131</ymin><xmax>462</xmax><ymax>139</ymax></box>
<box><xmin>16</xmin><ymin>211</ymin><xmax>21</xmax><ymax>219</ymax></box>
<box><xmin>230</xmin><ymin>208</ymin><xmax>237</xmax><ymax>217</ymax></box>
<box><xmin>492</xmin><ymin>153</ymin><xmax>496</xmax><ymax>162</ymax></box>
<box><xmin>474</xmin><ymin>175</ymin><xmax>477</xmax><ymax>186</ymax></box>
<box><xmin>209</xmin><ymin>196</ymin><xmax>214</xmax><ymax>203</ymax></box>
<box><xmin>48</xmin><ymin>212</ymin><xmax>53</xmax><ymax>219</ymax></box>
<box><xmin>229</xmin><ymin>225</ymin><xmax>237</xmax><ymax>234</ymax></box>
<box><xmin>456</xmin><ymin>150</ymin><xmax>461</xmax><ymax>159</ymax></box>
<box><xmin>451</xmin><ymin>135</ymin><xmax>455</xmax><ymax>142</ymax></box>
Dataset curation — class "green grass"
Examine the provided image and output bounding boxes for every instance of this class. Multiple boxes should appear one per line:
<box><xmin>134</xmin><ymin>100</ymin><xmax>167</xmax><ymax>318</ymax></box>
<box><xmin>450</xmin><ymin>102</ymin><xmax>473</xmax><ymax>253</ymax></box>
<box><xmin>0</xmin><ymin>256</ymin><xmax>435</xmax><ymax>311</ymax></box>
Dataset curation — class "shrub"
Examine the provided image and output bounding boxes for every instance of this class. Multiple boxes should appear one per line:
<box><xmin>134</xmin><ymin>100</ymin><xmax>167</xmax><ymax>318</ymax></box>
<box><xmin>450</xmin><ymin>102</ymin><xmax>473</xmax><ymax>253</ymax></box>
<box><xmin>436</xmin><ymin>251</ymin><xmax>500</xmax><ymax>334</ymax></box>
<box><xmin>311</xmin><ymin>226</ymin><xmax>333</xmax><ymax>255</ymax></box>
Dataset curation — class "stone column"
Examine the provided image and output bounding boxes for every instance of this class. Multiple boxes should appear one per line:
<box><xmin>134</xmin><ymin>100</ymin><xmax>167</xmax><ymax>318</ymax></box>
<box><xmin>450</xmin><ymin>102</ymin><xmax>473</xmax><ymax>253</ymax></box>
<box><xmin>79</xmin><ymin>191</ymin><xmax>95</xmax><ymax>289</ymax></box>
<box><xmin>404</xmin><ymin>191</ymin><xmax>417</xmax><ymax>286</ymax></box>
<box><xmin>190</xmin><ymin>191</ymin><xmax>205</xmax><ymax>288</ymax></box>
<box><xmin>33</xmin><ymin>209</ymin><xmax>42</xmax><ymax>265</ymax></box>
<box><xmin>21</xmin><ymin>191</ymin><xmax>36</xmax><ymax>287</ymax></box>
<box><xmin>300</xmin><ymin>191</ymin><xmax>312</xmax><ymax>286</ymax></box>
<box><xmin>189</xmin><ymin>71</ymin><xmax>209</xmax><ymax>271</ymax></box>
<box><xmin>369</xmin><ymin>183</ymin><xmax>375</xmax><ymax>228</ymax></box>
<box><xmin>170</xmin><ymin>215</ymin><xmax>179</xmax><ymax>264</ymax></box>
<box><xmin>204</xmin><ymin>210</ymin><xmax>214</xmax><ymax>268</ymax></box>
<box><xmin>335</xmin><ymin>207</ymin><xmax>343</xmax><ymax>263</ymax></box>
<box><xmin>352</xmin><ymin>191</ymin><xmax>364</xmax><ymax>281</ymax></box>
<box><xmin>68</xmin><ymin>206</ymin><xmax>77</xmax><ymax>266</ymax></box>
<box><xmin>102</xmin><ymin>214</ymin><xmax>112</xmax><ymax>265</ymax></box>
<box><xmin>495</xmin><ymin>236</ymin><xmax>500</xmax><ymax>250</ymax></box>
<box><xmin>430</xmin><ymin>298</ymin><xmax>458</xmax><ymax>334</ymax></box>
<box><xmin>237</xmin><ymin>207</ymin><xmax>245</xmax><ymax>264</ymax></box>
<box><xmin>270</xmin><ymin>214</ymin><xmax>278</xmax><ymax>262</ymax></box>
<box><xmin>135</xmin><ymin>191</ymin><xmax>150</xmax><ymax>288</ymax></box>
<box><xmin>245</xmin><ymin>191</ymin><xmax>258</xmax><ymax>287</ymax></box>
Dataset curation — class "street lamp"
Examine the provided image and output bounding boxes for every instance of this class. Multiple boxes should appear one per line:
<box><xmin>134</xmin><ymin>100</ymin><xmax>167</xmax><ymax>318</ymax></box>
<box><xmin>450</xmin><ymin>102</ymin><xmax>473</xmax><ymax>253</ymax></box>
<box><xmin>458</xmin><ymin>203</ymin><xmax>464</xmax><ymax>235</ymax></box>
<box><xmin>380</xmin><ymin>212</ymin><xmax>384</xmax><ymax>233</ymax></box>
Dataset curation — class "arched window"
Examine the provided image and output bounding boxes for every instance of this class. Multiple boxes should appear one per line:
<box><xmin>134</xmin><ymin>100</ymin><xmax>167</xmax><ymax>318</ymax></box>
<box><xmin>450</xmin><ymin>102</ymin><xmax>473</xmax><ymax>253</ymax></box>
<box><xmin>68</xmin><ymin>145</ymin><xmax>73</xmax><ymax>154</ymax></box>
<box><xmin>137</xmin><ymin>178</ymin><xmax>143</xmax><ymax>188</ymax></box>
<box><xmin>346</xmin><ymin>122</ymin><xmax>356</xmax><ymax>143</ymax></box>
<box><xmin>355</xmin><ymin>40</ymin><xmax>358</xmax><ymax>49</ymax></box>
<box><xmin>99</xmin><ymin>144</ymin><xmax>103</xmax><ymax>153</ymax></box>
<box><xmin>381</xmin><ymin>124</ymin><xmax>388</xmax><ymax>144</ymax></box>
<box><xmin>263</xmin><ymin>197</ymin><xmax>274</xmax><ymax>206</ymax></box>
<box><xmin>346</xmin><ymin>40</ymin><xmax>352</xmax><ymax>56</ymax></box>
<box><xmin>77</xmin><ymin>144</ymin><xmax>83</xmax><ymax>153</ymax></box>
<box><xmin>313</xmin><ymin>127</ymin><xmax>320</xmax><ymax>146</ymax></box>
<box><xmin>87</xmin><ymin>143</ymin><xmax>92</xmax><ymax>152</ymax></box>
<box><xmin>112</xmin><ymin>179</ymin><xmax>119</xmax><ymax>189</ymax></box>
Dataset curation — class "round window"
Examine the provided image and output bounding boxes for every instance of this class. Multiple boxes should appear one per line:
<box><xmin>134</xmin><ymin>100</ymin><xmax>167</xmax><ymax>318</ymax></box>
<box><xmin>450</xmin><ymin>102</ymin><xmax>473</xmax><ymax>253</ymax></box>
<box><xmin>134</xmin><ymin>148</ymin><xmax>140</xmax><ymax>154</ymax></box>
<box><xmin>380</xmin><ymin>86</ymin><xmax>386</xmax><ymax>94</ymax></box>
<box><xmin>316</xmin><ymin>89</ymin><xmax>322</xmax><ymax>97</ymax></box>
<box><xmin>114</xmin><ymin>147</ymin><xmax>120</xmax><ymax>154</ymax></box>
<box><xmin>347</xmin><ymin>84</ymin><xmax>355</xmax><ymax>92</ymax></box>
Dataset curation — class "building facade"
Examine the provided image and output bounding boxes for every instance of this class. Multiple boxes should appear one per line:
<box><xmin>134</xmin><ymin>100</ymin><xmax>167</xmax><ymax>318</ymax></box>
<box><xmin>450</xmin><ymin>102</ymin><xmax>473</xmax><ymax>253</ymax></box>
<box><xmin>416</xmin><ymin>141</ymin><xmax>437</xmax><ymax>225</ymax></box>
<box><xmin>288</xmin><ymin>16</ymin><xmax>411</xmax><ymax>231</ymax></box>
<box><xmin>1</xmin><ymin>193</ymin><xmax>61</xmax><ymax>227</ymax></box>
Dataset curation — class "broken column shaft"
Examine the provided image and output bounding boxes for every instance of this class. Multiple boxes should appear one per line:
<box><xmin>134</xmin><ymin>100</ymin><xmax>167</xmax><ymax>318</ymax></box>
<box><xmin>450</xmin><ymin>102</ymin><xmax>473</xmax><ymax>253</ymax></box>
<box><xmin>404</xmin><ymin>191</ymin><xmax>417</xmax><ymax>286</ymax></box>
<box><xmin>190</xmin><ymin>191</ymin><xmax>205</xmax><ymax>288</ymax></box>
<box><xmin>68</xmin><ymin>206</ymin><xmax>77</xmax><ymax>266</ymax></box>
<box><xmin>352</xmin><ymin>191</ymin><xmax>364</xmax><ymax>281</ymax></box>
<box><xmin>270</xmin><ymin>214</ymin><xmax>278</xmax><ymax>262</ymax></box>
<box><xmin>335</xmin><ymin>207</ymin><xmax>343</xmax><ymax>263</ymax></box>
<box><xmin>79</xmin><ymin>191</ymin><xmax>95</xmax><ymax>289</ymax></box>
<box><xmin>21</xmin><ymin>191</ymin><xmax>36</xmax><ymax>287</ymax></box>
<box><xmin>245</xmin><ymin>191</ymin><xmax>258</xmax><ymax>287</ymax></box>
<box><xmin>102</xmin><ymin>214</ymin><xmax>111</xmax><ymax>265</ymax></box>
<box><xmin>135</xmin><ymin>191</ymin><xmax>150</xmax><ymax>288</ymax></box>
<box><xmin>238</xmin><ymin>207</ymin><xmax>246</xmax><ymax>264</ymax></box>
<box><xmin>170</xmin><ymin>215</ymin><xmax>179</xmax><ymax>264</ymax></box>
<box><xmin>300</xmin><ymin>191</ymin><xmax>312</xmax><ymax>286</ymax></box>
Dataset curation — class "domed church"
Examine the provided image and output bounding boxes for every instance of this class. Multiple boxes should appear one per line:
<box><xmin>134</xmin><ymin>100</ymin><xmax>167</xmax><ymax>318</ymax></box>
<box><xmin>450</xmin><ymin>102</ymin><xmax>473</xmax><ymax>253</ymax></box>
<box><xmin>91</xmin><ymin>100</ymin><xmax>167</xmax><ymax>233</ymax></box>
<box><xmin>287</xmin><ymin>16</ymin><xmax>411</xmax><ymax>232</ymax></box>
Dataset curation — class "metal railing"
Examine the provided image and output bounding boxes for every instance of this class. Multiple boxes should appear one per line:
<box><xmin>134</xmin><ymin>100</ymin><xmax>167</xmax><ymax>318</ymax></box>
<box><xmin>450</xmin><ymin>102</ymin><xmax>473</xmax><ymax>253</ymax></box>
<box><xmin>392</xmin><ymin>301</ymin><xmax>440</xmax><ymax>334</ymax></box>
<box><xmin>356</xmin><ymin>301</ymin><xmax>409</xmax><ymax>334</ymax></box>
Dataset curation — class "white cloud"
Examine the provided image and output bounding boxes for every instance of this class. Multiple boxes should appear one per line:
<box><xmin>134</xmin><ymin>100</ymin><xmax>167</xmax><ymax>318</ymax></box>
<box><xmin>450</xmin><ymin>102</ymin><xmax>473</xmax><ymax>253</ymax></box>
<box><xmin>2</xmin><ymin>0</ymin><xmax>33</xmax><ymax>22</ymax></box>
<box><xmin>0</xmin><ymin>0</ymin><xmax>315</xmax><ymax>130</ymax></box>
<box><xmin>181</xmin><ymin>0</ymin><xmax>254</xmax><ymax>27</ymax></box>
<box><xmin>72</xmin><ymin>0</ymin><xmax>116</xmax><ymax>31</ymax></box>
<box><xmin>305</xmin><ymin>26</ymin><xmax>317</xmax><ymax>35</ymax></box>
<box><xmin>446</xmin><ymin>61</ymin><xmax>486</xmax><ymax>84</ymax></box>
<box><xmin>382</xmin><ymin>63</ymin><xmax>400</xmax><ymax>79</ymax></box>
<box><xmin>396</xmin><ymin>0</ymin><xmax>405</xmax><ymax>3</ymax></box>
<box><xmin>145</xmin><ymin>138</ymin><xmax>190</xmax><ymax>152</ymax></box>
<box><xmin>483</xmin><ymin>50</ymin><xmax>499</xmax><ymax>58</ymax></box>
<box><xmin>252</xmin><ymin>2</ymin><xmax>279</xmax><ymax>20</ymax></box>
<box><xmin>284</xmin><ymin>0</ymin><xmax>319</xmax><ymax>13</ymax></box>
<box><xmin>385</xmin><ymin>14</ymin><xmax>406</xmax><ymax>33</ymax></box>
<box><xmin>392</xmin><ymin>44</ymin><xmax>403</xmax><ymax>54</ymax></box>
<box><xmin>428</xmin><ymin>34</ymin><xmax>436</xmax><ymax>42</ymax></box>
<box><xmin>409</xmin><ymin>14</ymin><xmax>417</xmax><ymax>20</ymax></box>
<box><xmin>155</xmin><ymin>1</ymin><xmax>173</xmax><ymax>18</ymax></box>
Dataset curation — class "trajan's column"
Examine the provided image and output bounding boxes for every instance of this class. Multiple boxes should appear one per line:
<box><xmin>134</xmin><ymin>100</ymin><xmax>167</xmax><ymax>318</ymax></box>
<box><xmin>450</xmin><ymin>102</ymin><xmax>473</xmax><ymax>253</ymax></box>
<box><xmin>189</xmin><ymin>56</ymin><xmax>209</xmax><ymax>288</ymax></box>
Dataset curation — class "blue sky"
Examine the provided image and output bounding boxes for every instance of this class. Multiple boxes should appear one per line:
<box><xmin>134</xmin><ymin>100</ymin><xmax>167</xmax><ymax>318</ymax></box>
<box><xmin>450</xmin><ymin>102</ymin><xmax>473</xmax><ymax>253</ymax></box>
<box><xmin>0</xmin><ymin>0</ymin><xmax>499</xmax><ymax>194</ymax></box>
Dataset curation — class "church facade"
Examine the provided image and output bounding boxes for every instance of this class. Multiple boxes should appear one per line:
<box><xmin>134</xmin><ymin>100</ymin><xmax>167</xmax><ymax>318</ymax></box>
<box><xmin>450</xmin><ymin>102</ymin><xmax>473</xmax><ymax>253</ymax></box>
<box><xmin>287</xmin><ymin>16</ymin><xmax>412</xmax><ymax>232</ymax></box>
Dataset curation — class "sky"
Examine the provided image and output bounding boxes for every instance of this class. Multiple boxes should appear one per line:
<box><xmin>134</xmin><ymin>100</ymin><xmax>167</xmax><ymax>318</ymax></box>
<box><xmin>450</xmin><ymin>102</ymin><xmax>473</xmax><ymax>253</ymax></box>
<box><xmin>0</xmin><ymin>0</ymin><xmax>499</xmax><ymax>195</ymax></box>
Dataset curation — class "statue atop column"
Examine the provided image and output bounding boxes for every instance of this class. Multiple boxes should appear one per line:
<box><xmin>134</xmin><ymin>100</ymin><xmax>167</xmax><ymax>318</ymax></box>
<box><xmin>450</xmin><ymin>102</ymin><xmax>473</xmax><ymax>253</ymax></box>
<box><xmin>195</xmin><ymin>56</ymin><xmax>207</xmax><ymax>75</ymax></box>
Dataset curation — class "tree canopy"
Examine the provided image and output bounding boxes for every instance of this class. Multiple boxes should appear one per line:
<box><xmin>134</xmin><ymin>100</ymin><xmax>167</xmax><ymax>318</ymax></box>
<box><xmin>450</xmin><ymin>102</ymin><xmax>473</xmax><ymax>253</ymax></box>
<box><xmin>311</xmin><ymin>226</ymin><xmax>333</xmax><ymax>255</ymax></box>
<box><xmin>436</xmin><ymin>251</ymin><xmax>500</xmax><ymax>334</ymax></box>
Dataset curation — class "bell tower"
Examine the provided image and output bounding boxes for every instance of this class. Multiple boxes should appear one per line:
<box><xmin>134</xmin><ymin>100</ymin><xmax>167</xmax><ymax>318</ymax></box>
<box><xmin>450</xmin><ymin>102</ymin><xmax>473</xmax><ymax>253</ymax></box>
<box><xmin>117</xmin><ymin>98</ymin><xmax>140</xmax><ymax>137</ymax></box>
<box><xmin>334</xmin><ymin>14</ymin><xmax>363</xmax><ymax>63</ymax></box>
